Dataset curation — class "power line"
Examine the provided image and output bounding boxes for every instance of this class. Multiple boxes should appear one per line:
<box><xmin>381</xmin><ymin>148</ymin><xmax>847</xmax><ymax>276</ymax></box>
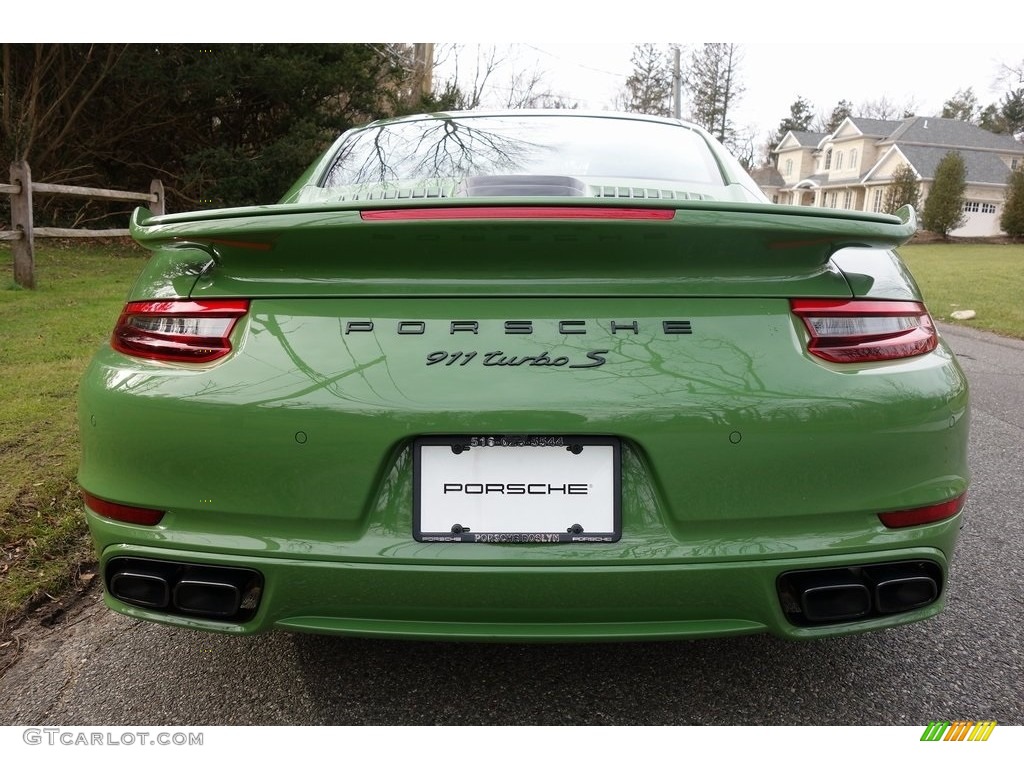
<box><xmin>521</xmin><ymin>44</ymin><xmax>627</xmax><ymax>79</ymax></box>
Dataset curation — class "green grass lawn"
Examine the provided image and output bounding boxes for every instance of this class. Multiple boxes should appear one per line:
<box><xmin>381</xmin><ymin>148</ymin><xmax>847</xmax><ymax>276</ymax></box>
<box><xmin>0</xmin><ymin>239</ymin><xmax>1020</xmax><ymax>628</ymax></box>
<box><xmin>899</xmin><ymin>242</ymin><xmax>1024</xmax><ymax>339</ymax></box>
<box><xmin>0</xmin><ymin>241</ymin><xmax>147</xmax><ymax>626</ymax></box>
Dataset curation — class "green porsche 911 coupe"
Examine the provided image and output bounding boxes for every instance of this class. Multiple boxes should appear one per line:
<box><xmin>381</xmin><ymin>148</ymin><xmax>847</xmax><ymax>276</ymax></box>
<box><xmin>78</xmin><ymin>111</ymin><xmax>969</xmax><ymax>641</ymax></box>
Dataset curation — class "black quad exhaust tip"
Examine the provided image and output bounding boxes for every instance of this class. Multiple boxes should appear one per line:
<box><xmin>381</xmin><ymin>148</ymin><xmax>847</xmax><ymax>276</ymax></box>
<box><xmin>867</xmin><ymin>566</ymin><xmax>939</xmax><ymax>614</ymax></box>
<box><xmin>779</xmin><ymin>561</ymin><xmax>941</xmax><ymax>626</ymax></box>
<box><xmin>109</xmin><ymin>570</ymin><xmax>170</xmax><ymax>609</ymax></box>
<box><xmin>800</xmin><ymin>582</ymin><xmax>871</xmax><ymax>623</ymax></box>
<box><xmin>173</xmin><ymin>579</ymin><xmax>242</xmax><ymax>617</ymax></box>
<box><xmin>105</xmin><ymin>557</ymin><xmax>262</xmax><ymax>622</ymax></box>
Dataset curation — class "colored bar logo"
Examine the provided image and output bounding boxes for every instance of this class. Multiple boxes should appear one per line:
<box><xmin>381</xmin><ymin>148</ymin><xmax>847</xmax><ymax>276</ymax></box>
<box><xmin>921</xmin><ymin>721</ymin><xmax>997</xmax><ymax>741</ymax></box>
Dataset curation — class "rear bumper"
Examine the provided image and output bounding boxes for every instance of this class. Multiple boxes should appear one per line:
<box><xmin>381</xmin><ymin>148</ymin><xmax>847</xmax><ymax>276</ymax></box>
<box><xmin>80</xmin><ymin>296</ymin><xmax>970</xmax><ymax>642</ymax></box>
<box><xmin>95</xmin><ymin>539</ymin><xmax>956</xmax><ymax>642</ymax></box>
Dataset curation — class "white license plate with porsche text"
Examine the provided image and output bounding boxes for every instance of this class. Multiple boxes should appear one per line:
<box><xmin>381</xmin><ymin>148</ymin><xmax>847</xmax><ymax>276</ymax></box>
<box><xmin>414</xmin><ymin>437</ymin><xmax>621</xmax><ymax>543</ymax></box>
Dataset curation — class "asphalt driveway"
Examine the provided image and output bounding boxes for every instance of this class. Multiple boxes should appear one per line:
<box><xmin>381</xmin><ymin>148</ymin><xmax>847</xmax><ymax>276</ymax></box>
<box><xmin>0</xmin><ymin>323</ymin><xmax>1021</xmax><ymax>726</ymax></box>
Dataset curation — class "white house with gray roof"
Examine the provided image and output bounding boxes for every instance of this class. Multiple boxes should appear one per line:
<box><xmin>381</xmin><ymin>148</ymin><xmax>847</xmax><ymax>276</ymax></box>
<box><xmin>766</xmin><ymin>116</ymin><xmax>1024</xmax><ymax>236</ymax></box>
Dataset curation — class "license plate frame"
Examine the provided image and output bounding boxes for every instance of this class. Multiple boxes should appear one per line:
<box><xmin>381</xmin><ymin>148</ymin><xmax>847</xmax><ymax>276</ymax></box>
<box><xmin>413</xmin><ymin>436</ymin><xmax>621</xmax><ymax>543</ymax></box>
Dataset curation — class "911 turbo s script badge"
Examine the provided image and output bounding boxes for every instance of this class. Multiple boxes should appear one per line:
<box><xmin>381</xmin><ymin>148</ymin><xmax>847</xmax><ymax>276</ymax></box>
<box><xmin>425</xmin><ymin>349</ymin><xmax>608</xmax><ymax>368</ymax></box>
<box><xmin>342</xmin><ymin>319</ymin><xmax>694</xmax><ymax>370</ymax></box>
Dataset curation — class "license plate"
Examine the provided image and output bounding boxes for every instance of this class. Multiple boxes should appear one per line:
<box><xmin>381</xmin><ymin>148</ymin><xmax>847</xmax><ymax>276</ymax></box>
<box><xmin>413</xmin><ymin>436</ymin><xmax>621</xmax><ymax>543</ymax></box>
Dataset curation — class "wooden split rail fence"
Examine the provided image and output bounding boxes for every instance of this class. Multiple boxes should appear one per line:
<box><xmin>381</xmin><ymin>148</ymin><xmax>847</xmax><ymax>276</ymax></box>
<box><xmin>2</xmin><ymin>160</ymin><xmax>165</xmax><ymax>288</ymax></box>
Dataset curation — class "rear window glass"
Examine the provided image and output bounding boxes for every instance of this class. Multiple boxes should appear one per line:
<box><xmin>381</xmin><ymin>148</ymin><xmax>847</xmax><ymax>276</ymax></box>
<box><xmin>321</xmin><ymin>115</ymin><xmax>725</xmax><ymax>188</ymax></box>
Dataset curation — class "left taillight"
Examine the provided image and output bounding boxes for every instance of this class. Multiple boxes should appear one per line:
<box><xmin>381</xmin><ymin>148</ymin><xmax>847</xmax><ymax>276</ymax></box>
<box><xmin>82</xmin><ymin>491</ymin><xmax>165</xmax><ymax>526</ymax></box>
<box><xmin>112</xmin><ymin>300</ymin><xmax>249</xmax><ymax>363</ymax></box>
<box><xmin>790</xmin><ymin>299</ymin><xmax>937</xmax><ymax>363</ymax></box>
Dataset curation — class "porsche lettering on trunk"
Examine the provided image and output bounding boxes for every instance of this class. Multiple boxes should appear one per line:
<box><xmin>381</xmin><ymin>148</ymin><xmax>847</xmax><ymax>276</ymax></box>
<box><xmin>342</xmin><ymin>320</ymin><xmax>694</xmax><ymax>335</ymax></box>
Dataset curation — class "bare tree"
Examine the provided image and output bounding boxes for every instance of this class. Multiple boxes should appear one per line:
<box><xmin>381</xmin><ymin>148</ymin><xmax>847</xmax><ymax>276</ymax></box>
<box><xmin>857</xmin><ymin>95</ymin><xmax>918</xmax><ymax>120</ymax></box>
<box><xmin>434</xmin><ymin>44</ymin><xmax>563</xmax><ymax>112</ymax></box>
<box><xmin>996</xmin><ymin>59</ymin><xmax>1024</xmax><ymax>88</ymax></box>
<box><xmin>730</xmin><ymin>127</ymin><xmax>758</xmax><ymax>170</ymax></box>
<box><xmin>2</xmin><ymin>44</ymin><xmax>127</xmax><ymax>172</ymax></box>
<box><xmin>536</xmin><ymin>94</ymin><xmax>579</xmax><ymax>110</ymax></box>
<box><xmin>449</xmin><ymin>45</ymin><xmax>506</xmax><ymax>109</ymax></box>
<box><xmin>504</xmin><ymin>67</ymin><xmax>561</xmax><ymax>109</ymax></box>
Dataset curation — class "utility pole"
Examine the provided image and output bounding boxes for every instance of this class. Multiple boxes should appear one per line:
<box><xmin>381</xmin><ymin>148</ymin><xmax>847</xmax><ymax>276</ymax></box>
<box><xmin>672</xmin><ymin>46</ymin><xmax>682</xmax><ymax>120</ymax></box>
<box><xmin>412</xmin><ymin>43</ymin><xmax>434</xmax><ymax>103</ymax></box>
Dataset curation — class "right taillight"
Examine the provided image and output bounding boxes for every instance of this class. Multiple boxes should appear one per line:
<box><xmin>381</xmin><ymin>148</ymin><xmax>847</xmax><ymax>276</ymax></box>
<box><xmin>878</xmin><ymin>494</ymin><xmax>966</xmax><ymax>528</ymax></box>
<box><xmin>790</xmin><ymin>299</ymin><xmax>937</xmax><ymax>363</ymax></box>
<box><xmin>112</xmin><ymin>299</ymin><xmax>249</xmax><ymax>363</ymax></box>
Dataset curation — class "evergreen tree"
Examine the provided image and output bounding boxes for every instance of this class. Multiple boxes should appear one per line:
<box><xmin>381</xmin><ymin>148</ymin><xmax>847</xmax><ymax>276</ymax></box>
<box><xmin>622</xmin><ymin>44</ymin><xmax>672</xmax><ymax>116</ymax></box>
<box><xmin>922</xmin><ymin>152</ymin><xmax>968</xmax><ymax>238</ymax></box>
<box><xmin>1</xmin><ymin>43</ymin><xmax>408</xmax><ymax>213</ymax></box>
<box><xmin>941</xmin><ymin>87</ymin><xmax>980</xmax><ymax>123</ymax></box>
<box><xmin>979</xmin><ymin>103</ymin><xmax>1005</xmax><ymax>133</ymax></box>
<box><xmin>1000</xmin><ymin>89</ymin><xmax>1024</xmax><ymax>138</ymax></box>
<box><xmin>979</xmin><ymin>89</ymin><xmax>1024</xmax><ymax>137</ymax></box>
<box><xmin>821</xmin><ymin>99</ymin><xmax>854</xmax><ymax>133</ymax></box>
<box><xmin>766</xmin><ymin>97</ymin><xmax>813</xmax><ymax>164</ymax></box>
<box><xmin>771</xmin><ymin>98</ymin><xmax>813</xmax><ymax>143</ymax></box>
<box><xmin>414</xmin><ymin>80</ymin><xmax>463</xmax><ymax>112</ymax></box>
<box><xmin>1000</xmin><ymin>166</ymin><xmax>1024</xmax><ymax>240</ymax></box>
<box><xmin>883</xmin><ymin>163</ymin><xmax>921</xmax><ymax>214</ymax></box>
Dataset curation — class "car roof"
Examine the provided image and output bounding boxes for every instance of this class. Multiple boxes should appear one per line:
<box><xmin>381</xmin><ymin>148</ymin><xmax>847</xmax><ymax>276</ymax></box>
<box><xmin>357</xmin><ymin>109</ymin><xmax>701</xmax><ymax>132</ymax></box>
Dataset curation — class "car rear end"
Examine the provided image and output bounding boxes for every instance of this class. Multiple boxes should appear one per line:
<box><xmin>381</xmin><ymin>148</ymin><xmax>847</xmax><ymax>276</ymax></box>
<box><xmin>78</xmin><ymin>113</ymin><xmax>969</xmax><ymax>640</ymax></box>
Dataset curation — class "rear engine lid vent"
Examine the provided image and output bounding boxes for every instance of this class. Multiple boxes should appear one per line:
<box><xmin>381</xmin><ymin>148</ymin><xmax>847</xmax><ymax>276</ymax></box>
<box><xmin>460</xmin><ymin>175</ymin><xmax>588</xmax><ymax>197</ymax></box>
<box><xmin>329</xmin><ymin>183</ymin><xmax>456</xmax><ymax>201</ymax></box>
<box><xmin>591</xmin><ymin>186</ymin><xmax>707</xmax><ymax>201</ymax></box>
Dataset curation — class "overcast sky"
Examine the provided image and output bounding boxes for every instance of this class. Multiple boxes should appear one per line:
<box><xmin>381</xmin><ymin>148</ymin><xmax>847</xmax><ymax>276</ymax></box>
<box><xmin>433</xmin><ymin>42</ymin><xmax>1023</xmax><ymax>150</ymax></box>
<box><xmin>15</xmin><ymin>1</ymin><xmax>1023</xmax><ymax>157</ymax></box>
